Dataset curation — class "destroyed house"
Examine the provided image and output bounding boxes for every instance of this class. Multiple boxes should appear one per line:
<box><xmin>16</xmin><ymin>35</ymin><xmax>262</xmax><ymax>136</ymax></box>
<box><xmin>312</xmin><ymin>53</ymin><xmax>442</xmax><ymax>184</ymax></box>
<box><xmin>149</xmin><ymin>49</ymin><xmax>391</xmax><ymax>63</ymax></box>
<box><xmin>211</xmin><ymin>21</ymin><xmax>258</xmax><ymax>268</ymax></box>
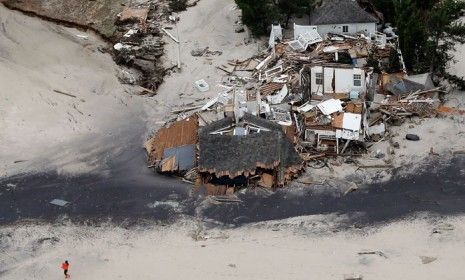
<box><xmin>381</xmin><ymin>73</ymin><xmax>435</xmax><ymax>96</ymax></box>
<box><xmin>301</xmin><ymin>64</ymin><xmax>367</xmax><ymax>99</ymax></box>
<box><xmin>302</xmin><ymin>98</ymin><xmax>365</xmax><ymax>154</ymax></box>
<box><xmin>144</xmin><ymin>115</ymin><xmax>198</xmax><ymax>173</ymax></box>
<box><xmin>309</xmin><ymin>0</ymin><xmax>378</xmax><ymax>37</ymax></box>
<box><xmin>198</xmin><ymin>114</ymin><xmax>302</xmax><ymax>188</ymax></box>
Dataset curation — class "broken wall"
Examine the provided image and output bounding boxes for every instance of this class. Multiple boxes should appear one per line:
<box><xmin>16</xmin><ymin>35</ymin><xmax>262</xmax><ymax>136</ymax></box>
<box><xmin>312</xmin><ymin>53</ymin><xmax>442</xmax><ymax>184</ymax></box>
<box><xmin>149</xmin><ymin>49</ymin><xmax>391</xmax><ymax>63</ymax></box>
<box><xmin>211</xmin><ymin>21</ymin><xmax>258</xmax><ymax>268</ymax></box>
<box><xmin>311</xmin><ymin>66</ymin><xmax>366</xmax><ymax>96</ymax></box>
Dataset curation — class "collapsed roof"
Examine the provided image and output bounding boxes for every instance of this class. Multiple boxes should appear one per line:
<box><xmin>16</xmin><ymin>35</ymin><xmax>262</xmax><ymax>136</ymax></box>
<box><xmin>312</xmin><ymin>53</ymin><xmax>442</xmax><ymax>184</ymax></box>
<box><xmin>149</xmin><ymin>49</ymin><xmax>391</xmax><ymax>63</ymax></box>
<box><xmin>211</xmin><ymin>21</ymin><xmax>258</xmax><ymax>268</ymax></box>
<box><xmin>198</xmin><ymin>114</ymin><xmax>302</xmax><ymax>180</ymax></box>
<box><xmin>144</xmin><ymin>115</ymin><xmax>198</xmax><ymax>168</ymax></box>
<box><xmin>310</xmin><ymin>0</ymin><xmax>379</xmax><ymax>25</ymax></box>
<box><xmin>384</xmin><ymin>75</ymin><xmax>434</xmax><ymax>96</ymax></box>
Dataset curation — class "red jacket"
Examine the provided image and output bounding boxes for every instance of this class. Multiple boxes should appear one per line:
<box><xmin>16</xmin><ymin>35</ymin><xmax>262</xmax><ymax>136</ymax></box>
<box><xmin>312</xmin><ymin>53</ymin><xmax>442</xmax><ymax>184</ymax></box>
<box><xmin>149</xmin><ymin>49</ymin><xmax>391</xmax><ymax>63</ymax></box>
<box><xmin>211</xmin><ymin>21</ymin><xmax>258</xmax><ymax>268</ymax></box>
<box><xmin>61</xmin><ymin>263</ymin><xmax>69</xmax><ymax>270</ymax></box>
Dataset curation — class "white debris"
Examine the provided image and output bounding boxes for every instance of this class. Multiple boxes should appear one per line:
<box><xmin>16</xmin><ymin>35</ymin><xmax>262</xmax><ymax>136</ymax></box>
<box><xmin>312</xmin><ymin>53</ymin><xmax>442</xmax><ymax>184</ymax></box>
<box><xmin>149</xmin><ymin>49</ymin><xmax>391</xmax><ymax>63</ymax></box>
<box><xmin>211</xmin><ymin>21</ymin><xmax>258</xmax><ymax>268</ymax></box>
<box><xmin>162</xmin><ymin>27</ymin><xmax>180</xmax><ymax>43</ymax></box>
<box><xmin>201</xmin><ymin>92</ymin><xmax>230</xmax><ymax>111</ymax></box>
<box><xmin>341</xmin><ymin>113</ymin><xmax>362</xmax><ymax>131</ymax></box>
<box><xmin>288</xmin><ymin>27</ymin><xmax>323</xmax><ymax>52</ymax></box>
<box><xmin>264</xmin><ymin>65</ymin><xmax>283</xmax><ymax>79</ymax></box>
<box><xmin>268</xmin><ymin>24</ymin><xmax>283</xmax><ymax>48</ymax></box>
<box><xmin>336</xmin><ymin>129</ymin><xmax>360</xmax><ymax>140</ymax></box>
<box><xmin>255</xmin><ymin>54</ymin><xmax>273</xmax><ymax>71</ymax></box>
<box><xmin>123</xmin><ymin>29</ymin><xmax>138</xmax><ymax>38</ymax></box>
<box><xmin>201</xmin><ymin>96</ymin><xmax>219</xmax><ymax>111</ymax></box>
<box><xmin>146</xmin><ymin>200</ymin><xmax>180</xmax><ymax>209</ymax></box>
<box><xmin>293</xmin><ymin>24</ymin><xmax>319</xmax><ymax>40</ymax></box>
<box><xmin>260</xmin><ymin>101</ymin><xmax>271</xmax><ymax>114</ymax></box>
<box><xmin>194</xmin><ymin>79</ymin><xmax>210</xmax><ymax>92</ymax></box>
<box><xmin>369</xmin><ymin>32</ymin><xmax>387</xmax><ymax>49</ymax></box>
<box><xmin>75</xmin><ymin>34</ymin><xmax>88</xmax><ymax>40</ymax></box>
<box><xmin>317</xmin><ymin>99</ymin><xmax>343</xmax><ymax>115</ymax></box>
<box><xmin>113</xmin><ymin>43</ymin><xmax>130</xmax><ymax>51</ymax></box>
<box><xmin>297</xmin><ymin>103</ymin><xmax>315</xmax><ymax>113</ymax></box>
<box><xmin>287</xmin><ymin>39</ymin><xmax>305</xmax><ymax>51</ymax></box>
<box><xmin>270</xmin><ymin>108</ymin><xmax>293</xmax><ymax>126</ymax></box>
<box><xmin>49</xmin><ymin>199</ymin><xmax>70</xmax><ymax>207</ymax></box>
<box><xmin>266</xmin><ymin>84</ymin><xmax>288</xmax><ymax>105</ymax></box>
<box><xmin>5</xmin><ymin>183</ymin><xmax>17</xmax><ymax>191</ymax></box>
<box><xmin>272</xmin><ymin>75</ymin><xmax>289</xmax><ymax>83</ymax></box>
<box><xmin>298</xmin><ymin>31</ymin><xmax>323</xmax><ymax>46</ymax></box>
<box><xmin>323</xmin><ymin>46</ymin><xmax>339</xmax><ymax>53</ymax></box>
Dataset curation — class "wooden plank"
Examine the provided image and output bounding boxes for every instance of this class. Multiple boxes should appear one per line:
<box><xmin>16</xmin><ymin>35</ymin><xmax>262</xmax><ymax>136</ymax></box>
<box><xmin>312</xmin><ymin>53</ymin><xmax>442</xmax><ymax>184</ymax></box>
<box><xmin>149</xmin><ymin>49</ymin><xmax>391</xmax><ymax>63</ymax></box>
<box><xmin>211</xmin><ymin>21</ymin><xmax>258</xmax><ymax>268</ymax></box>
<box><xmin>53</xmin><ymin>89</ymin><xmax>76</xmax><ymax>98</ymax></box>
<box><xmin>161</xmin><ymin>27</ymin><xmax>179</xmax><ymax>43</ymax></box>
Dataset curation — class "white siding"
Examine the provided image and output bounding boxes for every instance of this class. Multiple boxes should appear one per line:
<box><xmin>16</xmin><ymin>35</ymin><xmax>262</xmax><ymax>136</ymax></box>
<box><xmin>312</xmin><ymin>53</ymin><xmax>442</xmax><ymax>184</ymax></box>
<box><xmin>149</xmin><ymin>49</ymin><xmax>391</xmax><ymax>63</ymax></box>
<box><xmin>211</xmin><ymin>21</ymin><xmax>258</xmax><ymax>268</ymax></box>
<box><xmin>294</xmin><ymin>24</ymin><xmax>318</xmax><ymax>39</ymax></box>
<box><xmin>310</xmin><ymin>66</ymin><xmax>366</xmax><ymax>96</ymax></box>
<box><xmin>316</xmin><ymin>22</ymin><xmax>376</xmax><ymax>37</ymax></box>
<box><xmin>311</xmin><ymin>66</ymin><xmax>324</xmax><ymax>95</ymax></box>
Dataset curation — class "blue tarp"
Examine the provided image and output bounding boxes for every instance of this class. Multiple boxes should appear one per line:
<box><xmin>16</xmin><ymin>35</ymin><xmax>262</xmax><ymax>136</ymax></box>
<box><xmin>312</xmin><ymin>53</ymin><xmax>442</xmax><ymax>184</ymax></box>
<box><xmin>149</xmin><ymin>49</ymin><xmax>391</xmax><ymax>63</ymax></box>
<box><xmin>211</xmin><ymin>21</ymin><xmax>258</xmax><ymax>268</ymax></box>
<box><xmin>163</xmin><ymin>144</ymin><xmax>196</xmax><ymax>171</ymax></box>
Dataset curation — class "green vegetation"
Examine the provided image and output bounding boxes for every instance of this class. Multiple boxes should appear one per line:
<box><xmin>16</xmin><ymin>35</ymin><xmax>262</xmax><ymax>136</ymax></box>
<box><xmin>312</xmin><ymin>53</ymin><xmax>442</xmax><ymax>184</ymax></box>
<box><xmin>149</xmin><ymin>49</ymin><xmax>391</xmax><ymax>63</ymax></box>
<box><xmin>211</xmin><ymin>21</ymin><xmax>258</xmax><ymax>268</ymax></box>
<box><xmin>234</xmin><ymin>0</ymin><xmax>315</xmax><ymax>36</ymax></box>
<box><xmin>374</xmin><ymin>0</ymin><xmax>465</xmax><ymax>88</ymax></box>
<box><xmin>234</xmin><ymin>0</ymin><xmax>281</xmax><ymax>36</ymax></box>
<box><xmin>277</xmin><ymin>0</ymin><xmax>315</xmax><ymax>27</ymax></box>
<box><xmin>386</xmin><ymin>47</ymin><xmax>402</xmax><ymax>73</ymax></box>
<box><xmin>169</xmin><ymin>0</ymin><xmax>188</xmax><ymax>12</ymax></box>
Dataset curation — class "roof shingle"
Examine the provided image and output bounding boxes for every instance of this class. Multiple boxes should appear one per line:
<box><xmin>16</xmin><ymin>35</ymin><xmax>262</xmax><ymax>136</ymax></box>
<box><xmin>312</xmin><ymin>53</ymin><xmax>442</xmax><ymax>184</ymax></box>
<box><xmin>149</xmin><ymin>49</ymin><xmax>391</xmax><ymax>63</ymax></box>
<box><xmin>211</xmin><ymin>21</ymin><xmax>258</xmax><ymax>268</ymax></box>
<box><xmin>310</xmin><ymin>0</ymin><xmax>378</xmax><ymax>25</ymax></box>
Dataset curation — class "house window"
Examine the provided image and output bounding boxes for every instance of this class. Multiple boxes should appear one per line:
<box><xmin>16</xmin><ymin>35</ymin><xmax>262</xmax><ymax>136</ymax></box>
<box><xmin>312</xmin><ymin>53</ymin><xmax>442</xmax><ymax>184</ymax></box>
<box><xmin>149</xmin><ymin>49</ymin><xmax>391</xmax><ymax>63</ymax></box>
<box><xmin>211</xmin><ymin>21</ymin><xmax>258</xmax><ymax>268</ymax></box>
<box><xmin>315</xmin><ymin>73</ymin><xmax>323</xmax><ymax>85</ymax></box>
<box><xmin>343</xmin><ymin>25</ymin><xmax>349</xmax><ymax>33</ymax></box>
<box><xmin>353</xmin><ymin>74</ymin><xmax>362</xmax><ymax>87</ymax></box>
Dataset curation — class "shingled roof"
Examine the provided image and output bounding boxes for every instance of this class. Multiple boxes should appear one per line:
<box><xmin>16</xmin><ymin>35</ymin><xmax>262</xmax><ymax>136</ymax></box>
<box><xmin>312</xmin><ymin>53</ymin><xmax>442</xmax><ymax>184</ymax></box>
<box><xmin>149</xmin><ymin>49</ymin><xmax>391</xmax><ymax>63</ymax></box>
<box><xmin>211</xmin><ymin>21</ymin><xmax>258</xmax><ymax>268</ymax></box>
<box><xmin>198</xmin><ymin>114</ymin><xmax>302</xmax><ymax>180</ymax></box>
<box><xmin>310</xmin><ymin>0</ymin><xmax>378</xmax><ymax>25</ymax></box>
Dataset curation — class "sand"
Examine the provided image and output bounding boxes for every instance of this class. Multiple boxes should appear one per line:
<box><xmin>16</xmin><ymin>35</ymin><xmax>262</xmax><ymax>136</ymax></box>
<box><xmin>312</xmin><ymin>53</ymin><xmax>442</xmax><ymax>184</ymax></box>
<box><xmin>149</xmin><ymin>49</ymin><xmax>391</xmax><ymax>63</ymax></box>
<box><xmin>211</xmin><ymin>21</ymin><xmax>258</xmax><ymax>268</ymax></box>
<box><xmin>145</xmin><ymin>0</ymin><xmax>260</xmax><ymax>126</ymax></box>
<box><xmin>1</xmin><ymin>214</ymin><xmax>465</xmax><ymax>279</ymax></box>
<box><xmin>0</xmin><ymin>5</ymin><xmax>155</xmax><ymax>177</ymax></box>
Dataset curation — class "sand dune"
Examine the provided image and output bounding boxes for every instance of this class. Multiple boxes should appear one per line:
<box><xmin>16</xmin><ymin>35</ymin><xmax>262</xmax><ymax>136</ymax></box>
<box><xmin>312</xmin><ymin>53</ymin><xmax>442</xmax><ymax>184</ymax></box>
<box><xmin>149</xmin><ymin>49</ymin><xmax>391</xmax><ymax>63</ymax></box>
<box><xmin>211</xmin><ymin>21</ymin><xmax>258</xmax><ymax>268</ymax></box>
<box><xmin>0</xmin><ymin>5</ymin><xmax>151</xmax><ymax>177</ymax></box>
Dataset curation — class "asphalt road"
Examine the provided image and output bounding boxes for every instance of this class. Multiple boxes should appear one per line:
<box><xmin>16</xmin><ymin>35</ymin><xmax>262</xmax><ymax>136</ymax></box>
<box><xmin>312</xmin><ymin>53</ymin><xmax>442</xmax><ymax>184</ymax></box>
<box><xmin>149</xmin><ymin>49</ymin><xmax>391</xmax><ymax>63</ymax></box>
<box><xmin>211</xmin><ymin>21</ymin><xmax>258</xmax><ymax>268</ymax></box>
<box><xmin>1</xmin><ymin>150</ymin><xmax>464</xmax><ymax>227</ymax></box>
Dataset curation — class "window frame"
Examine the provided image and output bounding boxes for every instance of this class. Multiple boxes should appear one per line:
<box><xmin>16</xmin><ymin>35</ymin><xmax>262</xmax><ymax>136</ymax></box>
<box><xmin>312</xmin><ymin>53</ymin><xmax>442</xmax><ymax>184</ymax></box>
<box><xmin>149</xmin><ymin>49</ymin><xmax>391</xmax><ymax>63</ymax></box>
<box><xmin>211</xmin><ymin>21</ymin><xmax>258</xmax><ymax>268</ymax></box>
<box><xmin>342</xmin><ymin>25</ymin><xmax>349</xmax><ymax>33</ymax></box>
<box><xmin>353</xmin><ymin>74</ymin><xmax>362</xmax><ymax>87</ymax></box>
<box><xmin>315</xmin><ymin>72</ymin><xmax>323</xmax><ymax>85</ymax></box>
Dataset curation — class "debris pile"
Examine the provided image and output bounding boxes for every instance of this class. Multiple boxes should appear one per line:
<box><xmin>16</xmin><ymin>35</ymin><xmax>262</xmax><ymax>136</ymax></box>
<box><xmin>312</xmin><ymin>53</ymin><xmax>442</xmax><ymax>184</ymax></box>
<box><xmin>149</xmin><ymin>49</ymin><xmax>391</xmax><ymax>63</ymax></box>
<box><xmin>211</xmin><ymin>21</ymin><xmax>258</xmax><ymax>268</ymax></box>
<box><xmin>112</xmin><ymin>4</ymin><xmax>167</xmax><ymax>93</ymax></box>
<box><xmin>145</xmin><ymin>22</ymin><xmax>448</xmax><ymax>195</ymax></box>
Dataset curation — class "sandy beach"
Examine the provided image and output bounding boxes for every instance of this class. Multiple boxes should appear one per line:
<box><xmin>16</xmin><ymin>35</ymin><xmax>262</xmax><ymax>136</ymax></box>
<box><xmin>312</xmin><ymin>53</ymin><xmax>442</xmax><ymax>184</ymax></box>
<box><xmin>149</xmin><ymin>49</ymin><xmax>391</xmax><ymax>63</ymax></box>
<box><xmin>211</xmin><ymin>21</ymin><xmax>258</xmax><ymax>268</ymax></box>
<box><xmin>2</xmin><ymin>215</ymin><xmax>465</xmax><ymax>280</ymax></box>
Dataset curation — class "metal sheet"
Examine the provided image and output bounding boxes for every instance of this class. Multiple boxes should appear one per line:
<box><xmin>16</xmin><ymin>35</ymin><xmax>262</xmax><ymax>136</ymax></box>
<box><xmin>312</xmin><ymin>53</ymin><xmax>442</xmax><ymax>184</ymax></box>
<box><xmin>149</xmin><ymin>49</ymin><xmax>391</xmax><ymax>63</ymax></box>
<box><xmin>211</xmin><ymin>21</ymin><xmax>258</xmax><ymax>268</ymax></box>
<box><xmin>50</xmin><ymin>199</ymin><xmax>70</xmax><ymax>207</ymax></box>
<box><xmin>163</xmin><ymin>144</ymin><xmax>196</xmax><ymax>171</ymax></box>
